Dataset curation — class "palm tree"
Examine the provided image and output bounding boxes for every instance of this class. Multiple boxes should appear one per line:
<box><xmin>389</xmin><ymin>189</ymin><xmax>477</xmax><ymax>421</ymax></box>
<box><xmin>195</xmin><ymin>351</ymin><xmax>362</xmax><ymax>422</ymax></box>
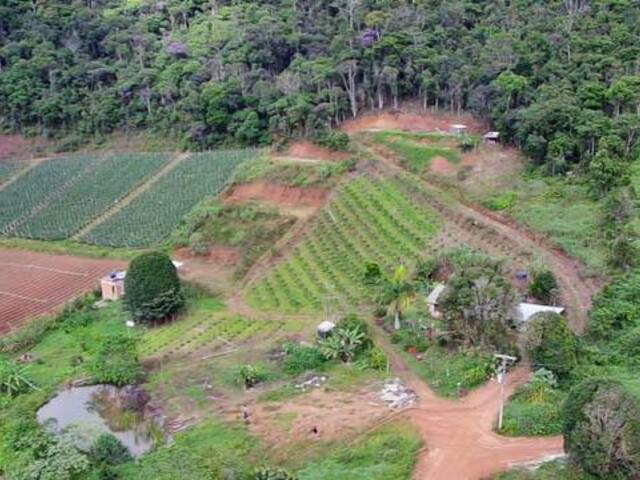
<box><xmin>381</xmin><ymin>264</ymin><xmax>415</xmax><ymax>330</ymax></box>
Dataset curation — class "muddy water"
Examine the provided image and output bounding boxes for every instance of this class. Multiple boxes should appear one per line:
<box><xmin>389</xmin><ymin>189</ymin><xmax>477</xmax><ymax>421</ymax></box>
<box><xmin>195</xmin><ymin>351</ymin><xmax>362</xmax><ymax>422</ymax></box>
<box><xmin>37</xmin><ymin>385</ymin><xmax>158</xmax><ymax>457</ymax></box>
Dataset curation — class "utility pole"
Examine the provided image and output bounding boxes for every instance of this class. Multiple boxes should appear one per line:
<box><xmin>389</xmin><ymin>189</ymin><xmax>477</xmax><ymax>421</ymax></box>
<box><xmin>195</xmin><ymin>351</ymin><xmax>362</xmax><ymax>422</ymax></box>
<box><xmin>494</xmin><ymin>353</ymin><xmax>517</xmax><ymax>431</ymax></box>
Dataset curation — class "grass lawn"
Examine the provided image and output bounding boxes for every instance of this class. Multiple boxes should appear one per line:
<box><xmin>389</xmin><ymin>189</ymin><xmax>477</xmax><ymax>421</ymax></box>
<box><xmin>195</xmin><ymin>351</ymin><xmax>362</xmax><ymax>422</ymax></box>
<box><xmin>494</xmin><ymin>460</ymin><xmax>591</xmax><ymax>480</ymax></box>
<box><xmin>372</xmin><ymin>131</ymin><xmax>461</xmax><ymax>172</ymax></box>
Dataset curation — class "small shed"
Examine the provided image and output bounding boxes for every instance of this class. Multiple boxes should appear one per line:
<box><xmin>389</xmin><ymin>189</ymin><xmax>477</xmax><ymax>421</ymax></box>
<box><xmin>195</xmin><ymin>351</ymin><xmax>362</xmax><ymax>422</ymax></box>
<box><xmin>317</xmin><ymin>320</ymin><xmax>336</xmax><ymax>338</ymax></box>
<box><xmin>516</xmin><ymin>303</ymin><xmax>564</xmax><ymax>329</ymax></box>
<box><xmin>449</xmin><ymin>124</ymin><xmax>467</xmax><ymax>135</ymax></box>
<box><xmin>101</xmin><ymin>271</ymin><xmax>126</xmax><ymax>301</ymax></box>
<box><xmin>426</xmin><ymin>283</ymin><xmax>446</xmax><ymax>318</ymax></box>
<box><xmin>483</xmin><ymin>131</ymin><xmax>500</xmax><ymax>144</ymax></box>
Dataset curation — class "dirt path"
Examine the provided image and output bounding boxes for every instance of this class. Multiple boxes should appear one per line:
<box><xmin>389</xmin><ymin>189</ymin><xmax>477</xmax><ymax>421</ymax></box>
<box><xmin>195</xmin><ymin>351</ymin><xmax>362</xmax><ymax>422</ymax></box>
<box><xmin>369</xmin><ymin>330</ymin><xmax>564</xmax><ymax>480</ymax></box>
<box><xmin>360</xmin><ymin>140</ymin><xmax>600</xmax><ymax>333</ymax></box>
<box><xmin>72</xmin><ymin>152</ymin><xmax>188</xmax><ymax>240</ymax></box>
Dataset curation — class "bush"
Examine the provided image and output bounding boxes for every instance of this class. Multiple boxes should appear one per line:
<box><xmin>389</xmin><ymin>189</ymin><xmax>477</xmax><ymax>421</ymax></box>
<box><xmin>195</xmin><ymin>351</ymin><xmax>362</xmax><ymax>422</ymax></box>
<box><xmin>562</xmin><ymin>378</ymin><xmax>640</xmax><ymax>478</ymax></box>
<box><xmin>237</xmin><ymin>364</ymin><xmax>267</xmax><ymax>389</ymax></box>
<box><xmin>124</xmin><ymin>252</ymin><xmax>184</xmax><ymax>324</ymax></box>
<box><xmin>254</xmin><ymin>467</ymin><xmax>298</xmax><ymax>480</ymax></box>
<box><xmin>282</xmin><ymin>343</ymin><xmax>326</xmax><ymax>375</ymax></box>
<box><xmin>88</xmin><ymin>433</ymin><xmax>131</xmax><ymax>466</ymax></box>
<box><xmin>319</xmin><ymin>322</ymin><xmax>366</xmax><ymax>363</ymax></box>
<box><xmin>0</xmin><ymin>359</ymin><xmax>37</xmax><ymax>396</ymax></box>
<box><xmin>522</xmin><ymin>313</ymin><xmax>578</xmax><ymax>380</ymax></box>
<box><xmin>528</xmin><ymin>270</ymin><xmax>558</xmax><ymax>303</ymax></box>
<box><xmin>312</xmin><ymin>130</ymin><xmax>350</xmax><ymax>151</ymax></box>
<box><xmin>366</xmin><ymin>346</ymin><xmax>388</xmax><ymax>371</ymax></box>
<box><xmin>90</xmin><ymin>334</ymin><xmax>143</xmax><ymax>386</ymax></box>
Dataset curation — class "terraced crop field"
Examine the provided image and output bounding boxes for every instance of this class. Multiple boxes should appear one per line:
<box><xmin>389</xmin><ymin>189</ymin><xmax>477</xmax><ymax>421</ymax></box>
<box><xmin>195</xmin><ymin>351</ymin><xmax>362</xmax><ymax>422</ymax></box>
<box><xmin>140</xmin><ymin>308</ymin><xmax>283</xmax><ymax>359</ymax></box>
<box><xmin>82</xmin><ymin>149</ymin><xmax>256</xmax><ymax>248</ymax></box>
<box><xmin>246</xmin><ymin>174</ymin><xmax>439</xmax><ymax>312</ymax></box>
<box><xmin>11</xmin><ymin>153</ymin><xmax>172</xmax><ymax>240</ymax></box>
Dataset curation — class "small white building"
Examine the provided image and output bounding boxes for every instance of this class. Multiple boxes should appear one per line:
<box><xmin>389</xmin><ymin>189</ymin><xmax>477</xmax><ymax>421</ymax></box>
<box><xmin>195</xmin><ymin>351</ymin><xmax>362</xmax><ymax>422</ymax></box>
<box><xmin>516</xmin><ymin>302</ymin><xmax>565</xmax><ymax>329</ymax></box>
<box><xmin>449</xmin><ymin>124</ymin><xmax>468</xmax><ymax>135</ymax></box>
<box><xmin>101</xmin><ymin>271</ymin><xmax>126</xmax><ymax>301</ymax></box>
<box><xmin>426</xmin><ymin>283</ymin><xmax>447</xmax><ymax>318</ymax></box>
<box><xmin>483</xmin><ymin>131</ymin><xmax>500</xmax><ymax>144</ymax></box>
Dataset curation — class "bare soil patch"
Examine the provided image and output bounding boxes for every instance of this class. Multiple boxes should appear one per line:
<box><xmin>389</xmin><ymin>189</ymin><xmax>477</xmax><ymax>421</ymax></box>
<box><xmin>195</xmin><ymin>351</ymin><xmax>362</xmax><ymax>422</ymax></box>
<box><xmin>225</xmin><ymin>181</ymin><xmax>328</xmax><ymax>208</ymax></box>
<box><xmin>246</xmin><ymin>386</ymin><xmax>388</xmax><ymax>451</ymax></box>
<box><xmin>341</xmin><ymin>111</ymin><xmax>485</xmax><ymax>134</ymax></box>
<box><xmin>174</xmin><ymin>246</ymin><xmax>241</xmax><ymax>266</ymax></box>
<box><xmin>285</xmin><ymin>140</ymin><xmax>350</xmax><ymax>161</ymax></box>
<box><xmin>0</xmin><ymin>134</ymin><xmax>48</xmax><ymax>160</ymax></box>
<box><xmin>429</xmin><ymin>156</ymin><xmax>457</xmax><ymax>176</ymax></box>
<box><xmin>0</xmin><ymin>249</ymin><xmax>125</xmax><ymax>335</ymax></box>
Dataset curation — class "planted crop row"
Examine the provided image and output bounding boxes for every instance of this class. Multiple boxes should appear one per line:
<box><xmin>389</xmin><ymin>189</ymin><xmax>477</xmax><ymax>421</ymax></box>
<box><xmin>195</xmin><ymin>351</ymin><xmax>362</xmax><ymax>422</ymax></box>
<box><xmin>12</xmin><ymin>153</ymin><xmax>172</xmax><ymax>240</ymax></box>
<box><xmin>0</xmin><ymin>155</ymin><xmax>104</xmax><ymax>233</ymax></box>
<box><xmin>140</xmin><ymin>314</ymin><xmax>282</xmax><ymax>358</ymax></box>
<box><xmin>83</xmin><ymin>149</ymin><xmax>257</xmax><ymax>247</ymax></box>
<box><xmin>246</xmin><ymin>176</ymin><xmax>439</xmax><ymax>312</ymax></box>
<box><xmin>0</xmin><ymin>160</ymin><xmax>24</xmax><ymax>185</ymax></box>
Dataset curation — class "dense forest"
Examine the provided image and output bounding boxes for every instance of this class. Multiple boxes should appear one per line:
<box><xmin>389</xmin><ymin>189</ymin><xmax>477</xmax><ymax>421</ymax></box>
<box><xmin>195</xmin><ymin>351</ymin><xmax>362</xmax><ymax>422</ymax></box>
<box><xmin>1</xmin><ymin>1</ymin><xmax>639</xmax><ymax>168</ymax></box>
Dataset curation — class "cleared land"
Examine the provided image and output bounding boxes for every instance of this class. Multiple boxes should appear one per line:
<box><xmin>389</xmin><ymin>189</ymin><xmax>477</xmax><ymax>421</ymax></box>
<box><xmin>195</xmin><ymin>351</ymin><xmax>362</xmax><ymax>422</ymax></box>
<box><xmin>0</xmin><ymin>248</ymin><xmax>125</xmax><ymax>334</ymax></box>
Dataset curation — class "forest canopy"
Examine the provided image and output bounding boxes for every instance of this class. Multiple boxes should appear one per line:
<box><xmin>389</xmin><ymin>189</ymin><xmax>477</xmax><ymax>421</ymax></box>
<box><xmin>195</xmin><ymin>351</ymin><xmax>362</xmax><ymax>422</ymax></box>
<box><xmin>0</xmin><ymin>0</ymin><xmax>639</xmax><ymax>170</ymax></box>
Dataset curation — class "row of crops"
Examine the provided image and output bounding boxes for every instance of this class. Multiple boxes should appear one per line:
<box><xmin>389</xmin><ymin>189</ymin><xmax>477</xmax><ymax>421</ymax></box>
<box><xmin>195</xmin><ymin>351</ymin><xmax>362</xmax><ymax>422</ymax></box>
<box><xmin>0</xmin><ymin>155</ymin><xmax>104</xmax><ymax>234</ymax></box>
<box><xmin>0</xmin><ymin>148</ymin><xmax>257</xmax><ymax>246</ymax></box>
<box><xmin>139</xmin><ymin>312</ymin><xmax>283</xmax><ymax>359</ymax></box>
<box><xmin>245</xmin><ymin>175</ymin><xmax>440</xmax><ymax>313</ymax></box>
<box><xmin>82</xmin><ymin>149</ymin><xmax>256</xmax><ymax>247</ymax></box>
<box><xmin>0</xmin><ymin>159</ymin><xmax>25</xmax><ymax>185</ymax></box>
<box><xmin>10</xmin><ymin>153</ymin><xmax>172</xmax><ymax>240</ymax></box>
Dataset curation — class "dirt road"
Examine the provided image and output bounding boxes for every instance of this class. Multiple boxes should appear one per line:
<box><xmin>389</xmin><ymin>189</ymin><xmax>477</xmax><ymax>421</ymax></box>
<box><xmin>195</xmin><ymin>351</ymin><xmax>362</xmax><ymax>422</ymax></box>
<box><xmin>371</xmin><ymin>331</ymin><xmax>565</xmax><ymax>480</ymax></box>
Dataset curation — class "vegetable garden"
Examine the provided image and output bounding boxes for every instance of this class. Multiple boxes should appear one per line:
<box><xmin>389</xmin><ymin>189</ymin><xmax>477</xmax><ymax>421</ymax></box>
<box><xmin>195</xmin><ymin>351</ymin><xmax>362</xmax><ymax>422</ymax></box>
<box><xmin>140</xmin><ymin>310</ymin><xmax>283</xmax><ymax>358</ymax></box>
<box><xmin>246</xmin><ymin>175</ymin><xmax>439</xmax><ymax>312</ymax></box>
<box><xmin>82</xmin><ymin>149</ymin><xmax>257</xmax><ymax>247</ymax></box>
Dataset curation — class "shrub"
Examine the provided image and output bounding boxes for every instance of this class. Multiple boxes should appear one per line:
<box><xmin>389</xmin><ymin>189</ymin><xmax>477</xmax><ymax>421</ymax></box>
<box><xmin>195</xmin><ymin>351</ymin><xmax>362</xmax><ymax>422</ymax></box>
<box><xmin>90</xmin><ymin>334</ymin><xmax>143</xmax><ymax>386</ymax></box>
<box><xmin>254</xmin><ymin>467</ymin><xmax>298</xmax><ymax>480</ymax></box>
<box><xmin>282</xmin><ymin>343</ymin><xmax>326</xmax><ymax>375</ymax></box>
<box><xmin>313</xmin><ymin>130</ymin><xmax>350</xmax><ymax>151</ymax></box>
<box><xmin>0</xmin><ymin>359</ymin><xmax>37</xmax><ymax>396</ymax></box>
<box><xmin>562</xmin><ymin>378</ymin><xmax>640</xmax><ymax>478</ymax></box>
<box><xmin>366</xmin><ymin>346</ymin><xmax>388</xmax><ymax>371</ymax></box>
<box><xmin>237</xmin><ymin>364</ymin><xmax>267</xmax><ymax>389</ymax></box>
<box><xmin>319</xmin><ymin>324</ymin><xmax>366</xmax><ymax>363</ymax></box>
<box><xmin>124</xmin><ymin>252</ymin><xmax>184</xmax><ymax>324</ymax></box>
<box><xmin>89</xmin><ymin>433</ymin><xmax>132</xmax><ymax>466</ymax></box>
<box><xmin>528</xmin><ymin>270</ymin><xmax>558</xmax><ymax>303</ymax></box>
<box><xmin>522</xmin><ymin>313</ymin><xmax>578</xmax><ymax>380</ymax></box>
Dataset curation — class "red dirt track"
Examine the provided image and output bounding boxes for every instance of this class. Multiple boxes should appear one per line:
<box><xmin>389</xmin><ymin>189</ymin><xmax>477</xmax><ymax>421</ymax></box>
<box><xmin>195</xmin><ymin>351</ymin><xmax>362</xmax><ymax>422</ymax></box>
<box><xmin>0</xmin><ymin>249</ymin><xmax>125</xmax><ymax>335</ymax></box>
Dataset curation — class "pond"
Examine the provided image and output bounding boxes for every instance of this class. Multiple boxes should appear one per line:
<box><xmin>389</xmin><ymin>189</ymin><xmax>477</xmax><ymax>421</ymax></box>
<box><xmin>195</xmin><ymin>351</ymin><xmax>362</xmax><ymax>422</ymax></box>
<box><xmin>37</xmin><ymin>384</ymin><xmax>164</xmax><ymax>457</ymax></box>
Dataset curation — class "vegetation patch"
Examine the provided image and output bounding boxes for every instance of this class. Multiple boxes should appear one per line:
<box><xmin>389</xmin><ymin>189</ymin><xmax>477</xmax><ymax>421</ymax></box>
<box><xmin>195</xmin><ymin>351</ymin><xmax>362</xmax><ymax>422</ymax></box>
<box><xmin>173</xmin><ymin>201</ymin><xmax>296</xmax><ymax>278</ymax></box>
<box><xmin>373</xmin><ymin>131</ymin><xmax>461</xmax><ymax>172</ymax></box>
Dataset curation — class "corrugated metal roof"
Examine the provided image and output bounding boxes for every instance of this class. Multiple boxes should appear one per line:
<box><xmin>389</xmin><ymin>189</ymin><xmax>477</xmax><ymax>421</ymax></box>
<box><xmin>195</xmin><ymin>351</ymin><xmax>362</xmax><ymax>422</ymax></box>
<box><xmin>517</xmin><ymin>303</ymin><xmax>564</xmax><ymax>323</ymax></box>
